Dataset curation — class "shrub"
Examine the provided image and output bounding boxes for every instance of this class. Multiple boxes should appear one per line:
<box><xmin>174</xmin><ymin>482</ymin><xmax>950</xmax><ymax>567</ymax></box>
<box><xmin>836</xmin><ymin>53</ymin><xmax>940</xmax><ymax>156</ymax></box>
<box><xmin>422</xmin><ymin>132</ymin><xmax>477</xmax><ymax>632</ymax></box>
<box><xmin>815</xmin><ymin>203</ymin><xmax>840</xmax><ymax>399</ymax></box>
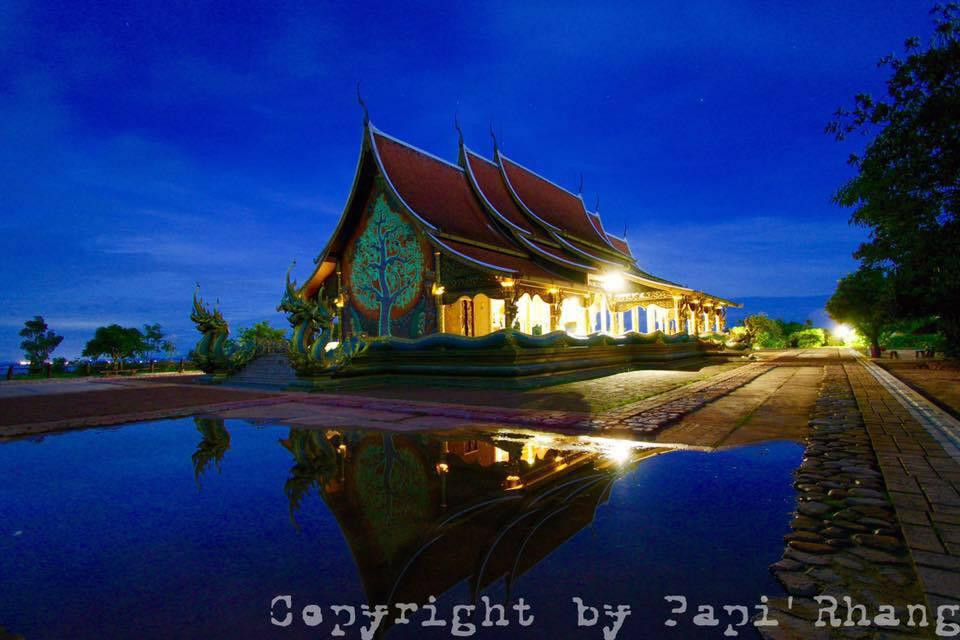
<box><xmin>823</xmin><ymin>330</ymin><xmax>846</xmax><ymax>347</ymax></box>
<box><xmin>789</xmin><ymin>328</ymin><xmax>826</xmax><ymax>348</ymax></box>
<box><xmin>744</xmin><ymin>314</ymin><xmax>786</xmax><ymax>348</ymax></box>
<box><xmin>722</xmin><ymin>327</ymin><xmax>746</xmax><ymax>349</ymax></box>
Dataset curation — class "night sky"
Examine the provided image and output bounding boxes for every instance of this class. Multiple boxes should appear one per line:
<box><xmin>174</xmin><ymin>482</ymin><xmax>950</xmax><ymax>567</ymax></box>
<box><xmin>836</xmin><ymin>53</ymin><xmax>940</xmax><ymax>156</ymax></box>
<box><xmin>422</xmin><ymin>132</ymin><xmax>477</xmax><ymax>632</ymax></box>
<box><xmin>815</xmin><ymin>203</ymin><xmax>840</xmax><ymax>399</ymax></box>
<box><xmin>0</xmin><ymin>1</ymin><xmax>932</xmax><ymax>359</ymax></box>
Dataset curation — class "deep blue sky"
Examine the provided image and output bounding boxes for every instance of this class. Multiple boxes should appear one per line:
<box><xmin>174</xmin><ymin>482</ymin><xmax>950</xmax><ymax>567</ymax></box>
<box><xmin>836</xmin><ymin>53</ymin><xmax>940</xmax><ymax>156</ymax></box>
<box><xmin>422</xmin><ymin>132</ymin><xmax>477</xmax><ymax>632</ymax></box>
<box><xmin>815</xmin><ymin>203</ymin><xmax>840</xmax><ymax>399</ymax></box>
<box><xmin>0</xmin><ymin>1</ymin><xmax>933</xmax><ymax>359</ymax></box>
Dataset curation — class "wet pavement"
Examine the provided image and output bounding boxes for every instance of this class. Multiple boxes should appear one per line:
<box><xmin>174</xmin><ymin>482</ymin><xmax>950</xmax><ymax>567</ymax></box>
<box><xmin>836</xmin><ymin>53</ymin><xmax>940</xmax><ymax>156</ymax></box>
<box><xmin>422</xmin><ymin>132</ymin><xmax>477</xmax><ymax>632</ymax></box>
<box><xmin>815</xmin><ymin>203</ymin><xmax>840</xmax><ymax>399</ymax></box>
<box><xmin>4</xmin><ymin>348</ymin><xmax>960</xmax><ymax>636</ymax></box>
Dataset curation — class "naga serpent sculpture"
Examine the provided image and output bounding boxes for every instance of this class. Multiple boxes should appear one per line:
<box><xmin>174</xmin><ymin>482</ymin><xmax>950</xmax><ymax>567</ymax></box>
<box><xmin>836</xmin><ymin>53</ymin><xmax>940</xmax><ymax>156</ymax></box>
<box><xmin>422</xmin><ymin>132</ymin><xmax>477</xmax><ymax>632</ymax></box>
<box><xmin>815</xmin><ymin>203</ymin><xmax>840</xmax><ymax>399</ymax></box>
<box><xmin>190</xmin><ymin>285</ymin><xmax>254</xmax><ymax>374</ymax></box>
<box><xmin>277</xmin><ymin>264</ymin><xmax>367</xmax><ymax>374</ymax></box>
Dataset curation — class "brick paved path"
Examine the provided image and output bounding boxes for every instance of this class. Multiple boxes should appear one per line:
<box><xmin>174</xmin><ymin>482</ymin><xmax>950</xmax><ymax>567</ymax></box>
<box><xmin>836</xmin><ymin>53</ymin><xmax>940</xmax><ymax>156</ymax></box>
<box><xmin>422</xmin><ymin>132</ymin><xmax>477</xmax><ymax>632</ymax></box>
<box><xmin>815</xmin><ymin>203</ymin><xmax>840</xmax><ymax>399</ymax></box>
<box><xmin>845</xmin><ymin>353</ymin><xmax>960</xmax><ymax>608</ymax></box>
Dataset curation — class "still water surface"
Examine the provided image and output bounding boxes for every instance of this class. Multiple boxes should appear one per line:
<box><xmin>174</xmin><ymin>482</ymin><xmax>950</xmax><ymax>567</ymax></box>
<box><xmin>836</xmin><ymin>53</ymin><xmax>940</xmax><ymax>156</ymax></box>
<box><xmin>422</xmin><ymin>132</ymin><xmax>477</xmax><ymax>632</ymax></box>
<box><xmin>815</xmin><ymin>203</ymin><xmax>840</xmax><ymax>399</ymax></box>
<box><xmin>0</xmin><ymin>418</ymin><xmax>801</xmax><ymax>639</ymax></box>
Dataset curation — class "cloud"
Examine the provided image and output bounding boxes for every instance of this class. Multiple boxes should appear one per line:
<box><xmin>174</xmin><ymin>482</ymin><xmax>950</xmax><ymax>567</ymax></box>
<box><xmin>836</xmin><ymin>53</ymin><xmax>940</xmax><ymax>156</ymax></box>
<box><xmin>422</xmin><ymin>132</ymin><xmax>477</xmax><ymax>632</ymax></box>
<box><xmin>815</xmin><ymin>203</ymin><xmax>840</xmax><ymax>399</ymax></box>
<box><xmin>94</xmin><ymin>235</ymin><xmax>257</xmax><ymax>267</ymax></box>
<box><xmin>625</xmin><ymin>215</ymin><xmax>866</xmax><ymax>298</ymax></box>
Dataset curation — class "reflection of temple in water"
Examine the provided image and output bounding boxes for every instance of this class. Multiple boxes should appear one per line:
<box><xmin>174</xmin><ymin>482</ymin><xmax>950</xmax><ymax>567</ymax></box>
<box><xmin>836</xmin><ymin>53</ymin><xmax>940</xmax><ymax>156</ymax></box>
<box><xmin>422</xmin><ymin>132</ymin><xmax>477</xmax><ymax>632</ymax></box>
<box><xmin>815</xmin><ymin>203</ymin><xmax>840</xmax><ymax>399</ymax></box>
<box><xmin>270</xmin><ymin>424</ymin><xmax>666</xmax><ymax>611</ymax></box>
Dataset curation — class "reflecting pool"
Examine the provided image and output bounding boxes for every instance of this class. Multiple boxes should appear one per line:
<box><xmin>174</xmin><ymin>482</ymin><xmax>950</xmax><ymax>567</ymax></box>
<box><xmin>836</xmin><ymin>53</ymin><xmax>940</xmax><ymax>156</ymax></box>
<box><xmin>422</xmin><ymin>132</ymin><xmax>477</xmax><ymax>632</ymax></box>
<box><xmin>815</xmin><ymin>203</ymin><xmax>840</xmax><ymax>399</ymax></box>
<box><xmin>0</xmin><ymin>418</ymin><xmax>802</xmax><ymax>639</ymax></box>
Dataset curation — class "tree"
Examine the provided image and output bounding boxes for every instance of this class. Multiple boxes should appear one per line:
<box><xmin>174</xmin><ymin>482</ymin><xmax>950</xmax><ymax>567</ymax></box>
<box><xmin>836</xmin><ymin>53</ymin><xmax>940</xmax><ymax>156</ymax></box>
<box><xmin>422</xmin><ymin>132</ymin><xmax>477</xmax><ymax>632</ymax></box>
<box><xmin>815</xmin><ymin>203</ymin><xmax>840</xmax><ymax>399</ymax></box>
<box><xmin>142</xmin><ymin>323</ymin><xmax>174</xmax><ymax>359</ymax></box>
<box><xmin>236</xmin><ymin>321</ymin><xmax>286</xmax><ymax>349</ymax></box>
<box><xmin>826</xmin><ymin>267</ymin><xmax>896</xmax><ymax>356</ymax></box>
<box><xmin>742</xmin><ymin>313</ymin><xmax>786</xmax><ymax>349</ymax></box>
<box><xmin>349</xmin><ymin>194</ymin><xmax>425</xmax><ymax>336</ymax></box>
<box><xmin>19</xmin><ymin>316</ymin><xmax>64</xmax><ymax>371</ymax></box>
<box><xmin>828</xmin><ymin>4</ymin><xmax>960</xmax><ymax>354</ymax></box>
<box><xmin>82</xmin><ymin>325</ymin><xmax>146</xmax><ymax>369</ymax></box>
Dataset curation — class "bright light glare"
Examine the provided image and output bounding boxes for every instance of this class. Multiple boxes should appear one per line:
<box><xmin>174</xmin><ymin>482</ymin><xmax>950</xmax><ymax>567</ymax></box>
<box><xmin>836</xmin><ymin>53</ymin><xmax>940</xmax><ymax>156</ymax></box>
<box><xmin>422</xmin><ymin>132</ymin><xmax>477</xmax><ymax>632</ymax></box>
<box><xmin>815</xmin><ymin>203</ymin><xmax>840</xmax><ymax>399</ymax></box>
<box><xmin>834</xmin><ymin>324</ymin><xmax>854</xmax><ymax>341</ymax></box>
<box><xmin>604</xmin><ymin>440</ymin><xmax>634</xmax><ymax>465</ymax></box>
<box><xmin>602</xmin><ymin>271</ymin><xmax>625</xmax><ymax>293</ymax></box>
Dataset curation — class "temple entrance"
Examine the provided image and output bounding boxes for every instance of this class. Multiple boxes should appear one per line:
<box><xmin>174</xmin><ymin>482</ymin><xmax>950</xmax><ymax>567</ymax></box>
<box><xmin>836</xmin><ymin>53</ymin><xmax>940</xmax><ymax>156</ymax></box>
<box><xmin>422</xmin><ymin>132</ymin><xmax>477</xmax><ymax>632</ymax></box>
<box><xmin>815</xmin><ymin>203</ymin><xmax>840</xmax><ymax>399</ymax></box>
<box><xmin>515</xmin><ymin>293</ymin><xmax>551</xmax><ymax>334</ymax></box>
<box><xmin>442</xmin><ymin>293</ymin><xmax>505</xmax><ymax>336</ymax></box>
<box><xmin>559</xmin><ymin>295</ymin><xmax>587</xmax><ymax>335</ymax></box>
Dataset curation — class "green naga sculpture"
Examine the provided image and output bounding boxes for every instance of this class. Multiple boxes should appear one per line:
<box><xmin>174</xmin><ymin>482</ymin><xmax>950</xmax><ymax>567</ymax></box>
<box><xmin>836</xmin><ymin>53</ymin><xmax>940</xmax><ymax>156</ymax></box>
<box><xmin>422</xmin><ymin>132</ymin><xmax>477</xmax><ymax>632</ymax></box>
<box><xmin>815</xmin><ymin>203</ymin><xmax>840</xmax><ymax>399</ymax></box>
<box><xmin>277</xmin><ymin>264</ymin><xmax>367</xmax><ymax>374</ymax></box>
<box><xmin>189</xmin><ymin>285</ymin><xmax>254</xmax><ymax>375</ymax></box>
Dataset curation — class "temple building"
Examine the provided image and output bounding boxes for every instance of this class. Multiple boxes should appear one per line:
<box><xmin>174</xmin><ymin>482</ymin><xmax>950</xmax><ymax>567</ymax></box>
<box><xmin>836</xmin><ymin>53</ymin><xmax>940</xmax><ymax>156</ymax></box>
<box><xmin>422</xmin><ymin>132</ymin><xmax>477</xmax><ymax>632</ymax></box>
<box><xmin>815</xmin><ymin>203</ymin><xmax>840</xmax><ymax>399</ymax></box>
<box><xmin>302</xmin><ymin>118</ymin><xmax>737</xmax><ymax>340</ymax></box>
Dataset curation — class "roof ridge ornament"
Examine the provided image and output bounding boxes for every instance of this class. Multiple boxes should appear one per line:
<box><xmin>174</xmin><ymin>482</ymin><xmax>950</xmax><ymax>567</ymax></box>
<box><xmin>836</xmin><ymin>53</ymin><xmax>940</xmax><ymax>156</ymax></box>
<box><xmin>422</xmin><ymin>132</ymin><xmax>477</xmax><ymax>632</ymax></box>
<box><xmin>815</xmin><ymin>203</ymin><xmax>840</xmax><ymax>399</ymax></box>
<box><xmin>578</xmin><ymin>173</ymin><xmax>583</xmax><ymax>195</ymax></box>
<box><xmin>356</xmin><ymin>82</ymin><xmax>369</xmax><ymax>125</ymax></box>
<box><xmin>454</xmin><ymin>110</ymin><xmax>463</xmax><ymax>146</ymax></box>
<box><xmin>594</xmin><ymin>196</ymin><xmax>600</xmax><ymax>213</ymax></box>
<box><xmin>489</xmin><ymin>121</ymin><xmax>499</xmax><ymax>156</ymax></box>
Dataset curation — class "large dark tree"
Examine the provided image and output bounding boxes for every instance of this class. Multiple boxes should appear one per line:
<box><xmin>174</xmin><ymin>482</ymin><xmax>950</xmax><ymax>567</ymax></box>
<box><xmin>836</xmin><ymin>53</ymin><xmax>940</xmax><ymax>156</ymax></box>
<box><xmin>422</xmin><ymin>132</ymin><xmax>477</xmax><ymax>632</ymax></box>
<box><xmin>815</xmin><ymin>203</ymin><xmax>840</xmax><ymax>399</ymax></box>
<box><xmin>826</xmin><ymin>267</ymin><xmax>896</xmax><ymax>356</ymax></box>
<box><xmin>82</xmin><ymin>325</ymin><xmax>146</xmax><ymax>369</ymax></box>
<box><xmin>828</xmin><ymin>4</ymin><xmax>960</xmax><ymax>354</ymax></box>
<box><xmin>19</xmin><ymin>316</ymin><xmax>64</xmax><ymax>371</ymax></box>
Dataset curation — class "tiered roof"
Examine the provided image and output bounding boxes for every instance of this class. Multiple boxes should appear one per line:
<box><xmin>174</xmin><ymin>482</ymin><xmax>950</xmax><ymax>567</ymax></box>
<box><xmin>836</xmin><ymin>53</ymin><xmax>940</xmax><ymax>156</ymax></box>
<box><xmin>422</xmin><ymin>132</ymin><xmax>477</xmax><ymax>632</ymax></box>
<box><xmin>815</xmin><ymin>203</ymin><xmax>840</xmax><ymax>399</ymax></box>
<box><xmin>305</xmin><ymin>121</ymin><xmax>736</xmax><ymax>305</ymax></box>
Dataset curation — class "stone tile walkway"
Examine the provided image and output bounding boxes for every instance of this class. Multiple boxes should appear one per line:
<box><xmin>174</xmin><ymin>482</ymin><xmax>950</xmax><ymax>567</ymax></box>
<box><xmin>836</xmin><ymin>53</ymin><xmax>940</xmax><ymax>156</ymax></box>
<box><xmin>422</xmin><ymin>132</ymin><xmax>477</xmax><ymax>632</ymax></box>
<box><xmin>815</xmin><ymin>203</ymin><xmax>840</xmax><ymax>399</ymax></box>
<box><xmin>332</xmin><ymin>362</ymin><xmax>746</xmax><ymax>413</ymax></box>
<box><xmin>762</xmin><ymin>362</ymin><xmax>928</xmax><ymax>639</ymax></box>
<box><xmin>656</xmin><ymin>365</ymin><xmax>821</xmax><ymax>448</ymax></box>
<box><xmin>846</xmin><ymin>354</ymin><xmax>960</xmax><ymax>609</ymax></box>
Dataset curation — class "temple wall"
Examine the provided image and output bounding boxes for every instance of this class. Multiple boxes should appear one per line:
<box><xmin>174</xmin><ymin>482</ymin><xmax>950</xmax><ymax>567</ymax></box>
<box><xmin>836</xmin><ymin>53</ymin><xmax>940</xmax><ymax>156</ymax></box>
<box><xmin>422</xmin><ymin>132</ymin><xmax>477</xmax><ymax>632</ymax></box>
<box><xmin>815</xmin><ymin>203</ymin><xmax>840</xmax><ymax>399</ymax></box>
<box><xmin>341</xmin><ymin>180</ymin><xmax>436</xmax><ymax>338</ymax></box>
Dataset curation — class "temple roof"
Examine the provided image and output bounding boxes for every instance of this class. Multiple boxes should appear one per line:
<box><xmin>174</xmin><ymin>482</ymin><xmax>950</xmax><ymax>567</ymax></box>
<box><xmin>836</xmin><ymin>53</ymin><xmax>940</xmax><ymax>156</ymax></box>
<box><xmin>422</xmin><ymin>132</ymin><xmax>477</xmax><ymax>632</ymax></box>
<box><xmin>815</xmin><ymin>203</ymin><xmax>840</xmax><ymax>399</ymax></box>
<box><xmin>463</xmin><ymin>149</ymin><xmax>535</xmax><ymax>236</ymax></box>
<box><xmin>304</xmin><ymin>120</ymin><xmax>738</xmax><ymax>306</ymax></box>
<box><xmin>499</xmin><ymin>155</ymin><xmax>629</xmax><ymax>258</ymax></box>
<box><xmin>372</xmin><ymin>131</ymin><xmax>504</xmax><ymax>248</ymax></box>
<box><xmin>431</xmin><ymin>236</ymin><xmax>570</xmax><ymax>281</ymax></box>
<box><xmin>606</xmin><ymin>233</ymin><xmax>632</xmax><ymax>257</ymax></box>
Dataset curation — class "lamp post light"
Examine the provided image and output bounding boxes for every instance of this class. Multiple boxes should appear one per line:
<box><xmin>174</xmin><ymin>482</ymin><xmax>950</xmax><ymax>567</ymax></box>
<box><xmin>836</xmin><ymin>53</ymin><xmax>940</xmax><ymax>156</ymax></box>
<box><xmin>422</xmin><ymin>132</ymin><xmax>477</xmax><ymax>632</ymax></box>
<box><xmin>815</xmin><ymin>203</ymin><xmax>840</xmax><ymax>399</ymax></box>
<box><xmin>436</xmin><ymin>461</ymin><xmax>449</xmax><ymax>509</ymax></box>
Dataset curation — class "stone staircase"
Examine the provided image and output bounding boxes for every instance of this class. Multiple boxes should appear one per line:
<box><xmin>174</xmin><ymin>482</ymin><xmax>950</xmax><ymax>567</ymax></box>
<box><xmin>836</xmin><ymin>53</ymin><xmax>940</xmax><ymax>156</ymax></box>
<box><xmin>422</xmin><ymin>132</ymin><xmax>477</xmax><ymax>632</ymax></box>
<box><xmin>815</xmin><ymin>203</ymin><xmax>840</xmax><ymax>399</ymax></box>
<box><xmin>227</xmin><ymin>353</ymin><xmax>298</xmax><ymax>388</ymax></box>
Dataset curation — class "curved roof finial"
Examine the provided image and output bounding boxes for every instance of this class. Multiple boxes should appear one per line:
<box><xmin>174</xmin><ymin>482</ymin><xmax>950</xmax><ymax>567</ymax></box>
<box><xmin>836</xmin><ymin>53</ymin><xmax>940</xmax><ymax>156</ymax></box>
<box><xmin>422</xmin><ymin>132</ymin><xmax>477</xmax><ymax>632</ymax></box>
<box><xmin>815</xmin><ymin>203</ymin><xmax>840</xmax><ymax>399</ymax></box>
<box><xmin>623</xmin><ymin>223</ymin><xmax>628</xmax><ymax>240</ymax></box>
<box><xmin>454</xmin><ymin>110</ymin><xmax>463</xmax><ymax>146</ymax></box>
<box><xmin>489</xmin><ymin>121</ymin><xmax>499</xmax><ymax>156</ymax></box>
<box><xmin>578</xmin><ymin>173</ymin><xmax>584</xmax><ymax>195</ymax></box>
<box><xmin>594</xmin><ymin>195</ymin><xmax>600</xmax><ymax>212</ymax></box>
<box><xmin>356</xmin><ymin>82</ymin><xmax>369</xmax><ymax>125</ymax></box>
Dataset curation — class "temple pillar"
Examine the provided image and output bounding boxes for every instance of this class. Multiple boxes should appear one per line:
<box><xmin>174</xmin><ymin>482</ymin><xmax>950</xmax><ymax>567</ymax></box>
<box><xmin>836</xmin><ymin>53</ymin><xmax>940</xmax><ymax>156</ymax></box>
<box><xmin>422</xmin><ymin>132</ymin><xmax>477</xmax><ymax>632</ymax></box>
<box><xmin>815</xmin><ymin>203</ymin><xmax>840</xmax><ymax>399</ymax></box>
<box><xmin>434</xmin><ymin>251</ymin><xmax>445</xmax><ymax>333</ymax></box>
<box><xmin>335</xmin><ymin>265</ymin><xmax>344</xmax><ymax>339</ymax></box>
<box><xmin>504</xmin><ymin>294</ymin><xmax>517</xmax><ymax>330</ymax></box>
<box><xmin>671</xmin><ymin>296</ymin><xmax>682</xmax><ymax>335</ymax></box>
<box><xmin>611</xmin><ymin>308</ymin><xmax>622</xmax><ymax>336</ymax></box>
<box><xmin>549</xmin><ymin>290</ymin><xmax>562</xmax><ymax>333</ymax></box>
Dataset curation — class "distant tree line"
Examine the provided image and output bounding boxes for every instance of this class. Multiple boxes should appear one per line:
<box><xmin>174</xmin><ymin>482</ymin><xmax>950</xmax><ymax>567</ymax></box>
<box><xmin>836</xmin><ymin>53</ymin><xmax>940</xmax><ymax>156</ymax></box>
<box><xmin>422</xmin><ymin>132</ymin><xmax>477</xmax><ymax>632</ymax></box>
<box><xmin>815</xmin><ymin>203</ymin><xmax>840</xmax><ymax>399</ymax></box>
<box><xmin>11</xmin><ymin>316</ymin><xmax>287</xmax><ymax>377</ymax></box>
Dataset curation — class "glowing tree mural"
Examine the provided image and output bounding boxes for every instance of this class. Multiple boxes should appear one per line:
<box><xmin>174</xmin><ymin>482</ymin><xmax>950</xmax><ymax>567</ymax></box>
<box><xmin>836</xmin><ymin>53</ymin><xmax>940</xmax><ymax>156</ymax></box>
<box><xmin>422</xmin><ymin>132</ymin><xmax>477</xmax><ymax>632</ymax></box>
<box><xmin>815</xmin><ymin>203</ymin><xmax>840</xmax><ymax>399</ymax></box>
<box><xmin>349</xmin><ymin>195</ymin><xmax>424</xmax><ymax>336</ymax></box>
